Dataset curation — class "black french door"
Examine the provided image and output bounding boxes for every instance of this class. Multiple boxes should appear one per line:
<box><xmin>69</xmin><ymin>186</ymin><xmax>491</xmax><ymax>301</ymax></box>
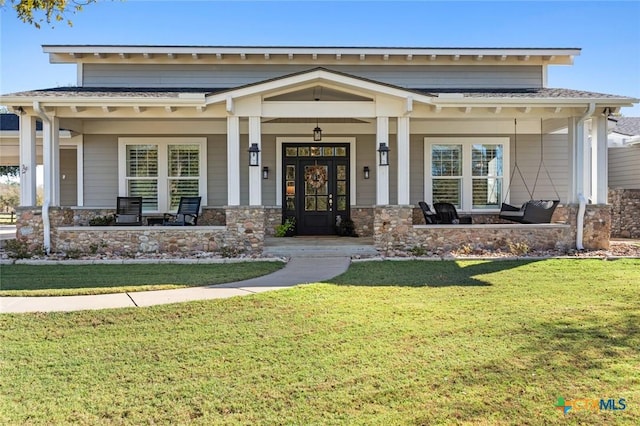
<box><xmin>283</xmin><ymin>144</ymin><xmax>350</xmax><ymax>235</ymax></box>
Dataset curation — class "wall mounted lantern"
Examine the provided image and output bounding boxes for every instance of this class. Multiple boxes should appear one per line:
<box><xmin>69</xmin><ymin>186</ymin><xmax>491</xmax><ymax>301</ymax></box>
<box><xmin>263</xmin><ymin>166</ymin><xmax>269</xmax><ymax>179</ymax></box>
<box><xmin>378</xmin><ymin>143</ymin><xmax>390</xmax><ymax>166</ymax></box>
<box><xmin>248</xmin><ymin>143</ymin><xmax>260</xmax><ymax>166</ymax></box>
<box><xmin>363</xmin><ymin>166</ymin><xmax>370</xmax><ymax>179</ymax></box>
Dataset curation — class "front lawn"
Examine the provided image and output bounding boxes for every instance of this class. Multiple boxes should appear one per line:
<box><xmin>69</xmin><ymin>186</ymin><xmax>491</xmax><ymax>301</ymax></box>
<box><xmin>1</xmin><ymin>259</ymin><xmax>638</xmax><ymax>425</ymax></box>
<box><xmin>0</xmin><ymin>262</ymin><xmax>284</xmax><ymax>296</ymax></box>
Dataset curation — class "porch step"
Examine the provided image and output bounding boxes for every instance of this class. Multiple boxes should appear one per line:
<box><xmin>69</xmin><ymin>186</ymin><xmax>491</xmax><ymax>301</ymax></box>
<box><xmin>263</xmin><ymin>236</ymin><xmax>379</xmax><ymax>258</ymax></box>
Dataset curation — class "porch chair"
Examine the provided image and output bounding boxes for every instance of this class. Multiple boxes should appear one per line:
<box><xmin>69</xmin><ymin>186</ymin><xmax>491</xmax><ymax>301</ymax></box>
<box><xmin>499</xmin><ymin>200</ymin><xmax>559</xmax><ymax>224</ymax></box>
<box><xmin>433</xmin><ymin>202</ymin><xmax>472</xmax><ymax>224</ymax></box>
<box><xmin>163</xmin><ymin>196</ymin><xmax>202</xmax><ymax>226</ymax></box>
<box><xmin>418</xmin><ymin>201</ymin><xmax>439</xmax><ymax>224</ymax></box>
<box><xmin>115</xmin><ymin>196</ymin><xmax>143</xmax><ymax>226</ymax></box>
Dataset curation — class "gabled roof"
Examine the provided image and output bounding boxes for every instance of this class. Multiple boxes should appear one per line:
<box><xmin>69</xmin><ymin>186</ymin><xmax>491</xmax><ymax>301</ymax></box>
<box><xmin>414</xmin><ymin>88</ymin><xmax>635</xmax><ymax>100</ymax></box>
<box><xmin>1</xmin><ymin>68</ymin><xmax>636</xmax><ymax>114</ymax></box>
<box><xmin>203</xmin><ymin>67</ymin><xmax>435</xmax><ymax>105</ymax></box>
<box><xmin>611</xmin><ymin>117</ymin><xmax>640</xmax><ymax>136</ymax></box>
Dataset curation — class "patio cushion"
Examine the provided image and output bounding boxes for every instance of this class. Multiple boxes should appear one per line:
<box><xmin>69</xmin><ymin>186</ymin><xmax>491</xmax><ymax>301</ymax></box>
<box><xmin>115</xmin><ymin>214</ymin><xmax>139</xmax><ymax>224</ymax></box>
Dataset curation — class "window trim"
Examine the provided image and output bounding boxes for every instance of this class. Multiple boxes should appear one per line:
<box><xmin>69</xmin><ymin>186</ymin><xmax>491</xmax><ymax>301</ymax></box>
<box><xmin>424</xmin><ymin>137</ymin><xmax>510</xmax><ymax>212</ymax></box>
<box><xmin>118</xmin><ymin>137</ymin><xmax>207</xmax><ymax>213</ymax></box>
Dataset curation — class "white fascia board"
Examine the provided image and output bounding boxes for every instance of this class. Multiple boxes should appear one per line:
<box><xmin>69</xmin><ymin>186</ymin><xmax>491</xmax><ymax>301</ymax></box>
<box><xmin>43</xmin><ymin>45</ymin><xmax>580</xmax><ymax>64</ymax></box>
<box><xmin>432</xmin><ymin>97</ymin><xmax>638</xmax><ymax>108</ymax></box>
<box><xmin>43</xmin><ymin>45</ymin><xmax>581</xmax><ymax>57</ymax></box>
<box><xmin>0</xmin><ymin>95</ymin><xmax>206</xmax><ymax>108</ymax></box>
<box><xmin>205</xmin><ymin>69</ymin><xmax>434</xmax><ymax>105</ymax></box>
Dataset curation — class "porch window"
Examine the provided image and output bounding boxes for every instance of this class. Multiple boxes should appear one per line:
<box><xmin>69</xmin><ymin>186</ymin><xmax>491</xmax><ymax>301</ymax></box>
<box><xmin>426</xmin><ymin>138</ymin><xmax>509</xmax><ymax>211</ymax></box>
<box><xmin>168</xmin><ymin>144</ymin><xmax>200</xmax><ymax>209</ymax></box>
<box><xmin>119</xmin><ymin>138</ymin><xmax>206</xmax><ymax>213</ymax></box>
<box><xmin>126</xmin><ymin>144</ymin><xmax>159</xmax><ymax>211</ymax></box>
<box><xmin>431</xmin><ymin>144</ymin><xmax>462</xmax><ymax>206</ymax></box>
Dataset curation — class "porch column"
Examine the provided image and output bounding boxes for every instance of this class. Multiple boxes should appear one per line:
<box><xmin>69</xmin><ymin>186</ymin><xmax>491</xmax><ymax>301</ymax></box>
<box><xmin>248</xmin><ymin>116</ymin><xmax>262</xmax><ymax>206</ymax></box>
<box><xmin>397</xmin><ymin>116</ymin><xmax>410</xmax><ymax>205</ymax></box>
<box><xmin>376</xmin><ymin>116</ymin><xmax>389</xmax><ymax>205</ymax></box>
<box><xmin>591</xmin><ymin>114</ymin><xmax>608</xmax><ymax>204</ymax></box>
<box><xmin>42</xmin><ymin>114</ymin><xmax>60</xmax><ymax>206</ymax></box>
<box><xmin>567</xmin><ymin>116</ymin><xmax>587</xmax><ymax>204</ymax></box>
<box><xmin>227</xmin><ymin>116</ymin><xmax>240</xmax><ymax>206</ymax></box>
<box><xmin>19</xmin><ymin>114</ymin><xmax>37</xmax><ymax>206</ymax></box>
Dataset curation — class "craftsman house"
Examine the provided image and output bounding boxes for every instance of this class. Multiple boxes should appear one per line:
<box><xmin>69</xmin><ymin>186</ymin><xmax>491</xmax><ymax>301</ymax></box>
<box><xmin>0</xmin><ymin>45</ymin><xmax>637</xmax><ymax>255</ymax></box>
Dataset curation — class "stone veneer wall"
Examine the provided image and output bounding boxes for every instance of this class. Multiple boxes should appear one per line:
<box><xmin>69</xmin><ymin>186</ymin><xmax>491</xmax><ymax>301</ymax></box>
<box><xmin>15</xmin><ymin>206</ymin><xmax>266</xmax><ymax>255</ymax></box>
<box><xmin>351</xmin><ymin>207</ymin><xmax>374</xmax><ymax>237</ymax></box>
<box><xmin>224</xmin><ymin>206</ymin><xmax>265</xmax><ymax>252</ymax></box>
<box><xmin>264</xmin><ymin>207</ymin><xmax>283</xmax><ymax>237</ymax></box>
<box><xmin>374</xmin><ymin>206</ymin><xmax>414</xmax><ymax>253</ymax></box>
<box><xmin>56</xmin><ymin>227</ymin><xmax>229</xmax><ymax>254</ymax></box>
<box><xmin>375</xmin><ymin>204</ymin><xmax>611</xmax><ymax>253</ymax></box>
<box><xmin>199</xmin><ymin>207</ymin><xmax>226</xmax><ymax>226</ymax></box>
<box><xmin>609</xmin><ymin>189</ymin><xmax>640</xmax><ymax>238</ymax></box>
<box><xmin>15</xmin><ymin>203</ymin><xmax>611</xmax><ymax>256</ymax></box>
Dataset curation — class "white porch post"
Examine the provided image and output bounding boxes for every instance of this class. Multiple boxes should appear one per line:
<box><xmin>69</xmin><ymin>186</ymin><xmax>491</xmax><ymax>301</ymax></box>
<box><xmin>397</xmin><ymin>116</ymin><xmax>410</xmax><ymax>205</ymax></box>
<box><xmin>227</xmin><ymin>116</ymin><xmax>240</xmax><ymax>206</ymax></box>
<box><xmin>567</xmin><ymin>116</ymin><xmax>587</xmax><ymax>204</ymax></box>
<box><xmin>591</xmin><ymin>114</ymin><xmax>608</xmax><ymax>204</ymax></box>
<box><xmin>19</xmin><ymin>114</ymin><xmax>37</xmax><ymax>206</ymax></box>
<box><xmin>248</xmin><ymin>116</ymin><xmax>262</xmax><ymax>206</ymax></box>
<box><xmin>376</xmin><ymin>117</ymin><xmax>389</xmax><ymax>205</ymax></box>
<box><xmin>42</xmin><ymin>115</ymin><xmax>60</xmax><ymax>206</ymax></box>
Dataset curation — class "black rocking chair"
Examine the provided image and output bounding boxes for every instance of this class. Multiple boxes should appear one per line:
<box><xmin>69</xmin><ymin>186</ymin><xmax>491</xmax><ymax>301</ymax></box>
<box><xmin>163</xmin><ymin>196</ymin><xmax>202</xmax><ymax>226</ymax></box>
<box><xmin>418</xmin><ymin>201</ymin><xmax>439</xmax><ymax>224</ymax></box>
<box><xmin>115</xmin><ymin>196</ymin><xmax>143</xmax><ymax>226</ymax></box>
<box><xmin>433</xmin><ymin>202</ymin><xmax>472</xmax><ymax>224</ymax></box>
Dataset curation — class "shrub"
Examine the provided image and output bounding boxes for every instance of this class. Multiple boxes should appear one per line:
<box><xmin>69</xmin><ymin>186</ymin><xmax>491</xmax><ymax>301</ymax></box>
<box><xmin>275</xmin><ymin>217</ymin><xmax>296</xmax><ymax>237</ymax></box>
<box><xmin>508</xmin><ymin>241</ymin><xmax>531</xmax><ymax>256</ymax></box>
<box><xmin>64</xmin><ymin>248</ymin><xmax>82</xmax><ymax>259</ymax></box>
<box><xmin>89</xmin><ymin>215</ymin><xmax>115</xmax><ymax>226</ymax></box>
<box><xmin>89</xmin><ymin>241</ymin><xmax>108</xmax><ymax>255</ymax></box>
<box><xmin>218</xmin><ymin>246</ymin><xmax>244</xmax><ymax>258</ymax></box>
<box><xmin>336</xmin><ymin>218</ymin><xmax>358</xmax><ymax>237</ymax></box>
<box><xmin>4</xmin><ymin>239</ymin><xmax>43</xmax><ymax>259</ymax></box>
<box><xmin>409</xmin><ymin>245</ymin><xmax>427</xmax><ymax>256</ymax></box>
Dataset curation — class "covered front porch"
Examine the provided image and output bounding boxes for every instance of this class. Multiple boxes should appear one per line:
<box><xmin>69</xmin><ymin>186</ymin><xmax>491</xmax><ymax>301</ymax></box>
<box><xmin>5</xmin><ymin>69</ymin><xmax>621</xmax><ymax>256</ymax></box>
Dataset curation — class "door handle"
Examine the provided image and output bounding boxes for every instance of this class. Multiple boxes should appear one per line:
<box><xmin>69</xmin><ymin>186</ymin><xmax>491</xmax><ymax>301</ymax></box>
<box><xmin>329</xmin><ymin>193</ymin><xmax>333</xmax><ymax>209</ymax></box>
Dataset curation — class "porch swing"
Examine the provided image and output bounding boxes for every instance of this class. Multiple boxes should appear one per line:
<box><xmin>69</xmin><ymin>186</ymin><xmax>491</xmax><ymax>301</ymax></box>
<box><xmin>499</xmin><ymin>119</ymin><xmax>560</xmax><ymax>224</ymax></box>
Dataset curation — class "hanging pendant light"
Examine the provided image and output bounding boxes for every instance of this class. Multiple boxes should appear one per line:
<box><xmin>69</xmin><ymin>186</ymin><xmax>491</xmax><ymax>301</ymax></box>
<box><xmin>313</xmin><ymin>118</ymin><xmax>322</xmax><ymax>141</ymax></box>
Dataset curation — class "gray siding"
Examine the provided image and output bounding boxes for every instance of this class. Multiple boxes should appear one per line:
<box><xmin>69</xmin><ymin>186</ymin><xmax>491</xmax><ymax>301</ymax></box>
<box><xmin>609</xmin><ymin>146</ymin><xmax>640</xmax><ymax>189</ymax></box>
<box><xmin>239</xmin><ymin>134</ymin><xmax>248</xmax><ymax>206</ymax></box>
<box><xmin>207</xmin><ymin>135</ymin><xmax>228</xmax><ymax>206</ymax></box>
<box><xmin>508</xmin><ymin>134</ymin><xmax>568</xmax><ymax>205</ymax></box>
<box><xmin>262</xmin><ymin>136</ymin><xmax>277</xmax><ymax>206</ymax></box>
<box><xmin>355</xmin><ymin>135</ymin><xmax>376</xmax><ymax>205</ymax></box>
<box><xmin>410</xmin><ymin>135</ymin><xmax>424</xmax><ymax>204</ymax></box>
<box><xmin>84</xmin><ymin>135</ymin><xmax>118</xmax><ymax>207</ymax></box>
<box><xmin>83</xmin><ymin>64</ymin><xmax>542</xmax><ymax>89</ymax></box>
<box><xmin>60</xmin><ymin>148</ymin><xmax>77</xmax><ymax>206</ymax></box>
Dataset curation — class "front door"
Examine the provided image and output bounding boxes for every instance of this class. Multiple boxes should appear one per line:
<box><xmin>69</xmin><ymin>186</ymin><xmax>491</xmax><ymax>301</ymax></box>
<box><xmin>283</xmin><ymin>144</ymin><xmax>350</xmax><ymax>235</ymax></box>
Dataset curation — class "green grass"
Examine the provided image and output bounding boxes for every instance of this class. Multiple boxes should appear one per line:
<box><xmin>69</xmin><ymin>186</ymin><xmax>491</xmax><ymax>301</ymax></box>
<box><xmin>1</xmin><ymin>259</ymin><xmax>638</xmax><ymax>425</ymax></box>
<box><xmin>0</xmin><ymin>262</ymin><xmax>284</xmax><ymax>296</ymax></box>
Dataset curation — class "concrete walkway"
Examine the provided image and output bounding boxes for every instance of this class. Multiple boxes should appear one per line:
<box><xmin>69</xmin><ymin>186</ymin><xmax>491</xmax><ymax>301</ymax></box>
<box><xmin>0</xmin><ymin>256</ymin><xmax>351</xmax><ymax>314</ymax></box>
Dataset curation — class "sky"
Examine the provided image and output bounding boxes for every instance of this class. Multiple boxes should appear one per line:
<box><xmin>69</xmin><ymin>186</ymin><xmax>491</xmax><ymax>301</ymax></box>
<box><xmin>1</xmin><ymin>0</ymin><xmax>639</xmax><ymax>115</ymax></box>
